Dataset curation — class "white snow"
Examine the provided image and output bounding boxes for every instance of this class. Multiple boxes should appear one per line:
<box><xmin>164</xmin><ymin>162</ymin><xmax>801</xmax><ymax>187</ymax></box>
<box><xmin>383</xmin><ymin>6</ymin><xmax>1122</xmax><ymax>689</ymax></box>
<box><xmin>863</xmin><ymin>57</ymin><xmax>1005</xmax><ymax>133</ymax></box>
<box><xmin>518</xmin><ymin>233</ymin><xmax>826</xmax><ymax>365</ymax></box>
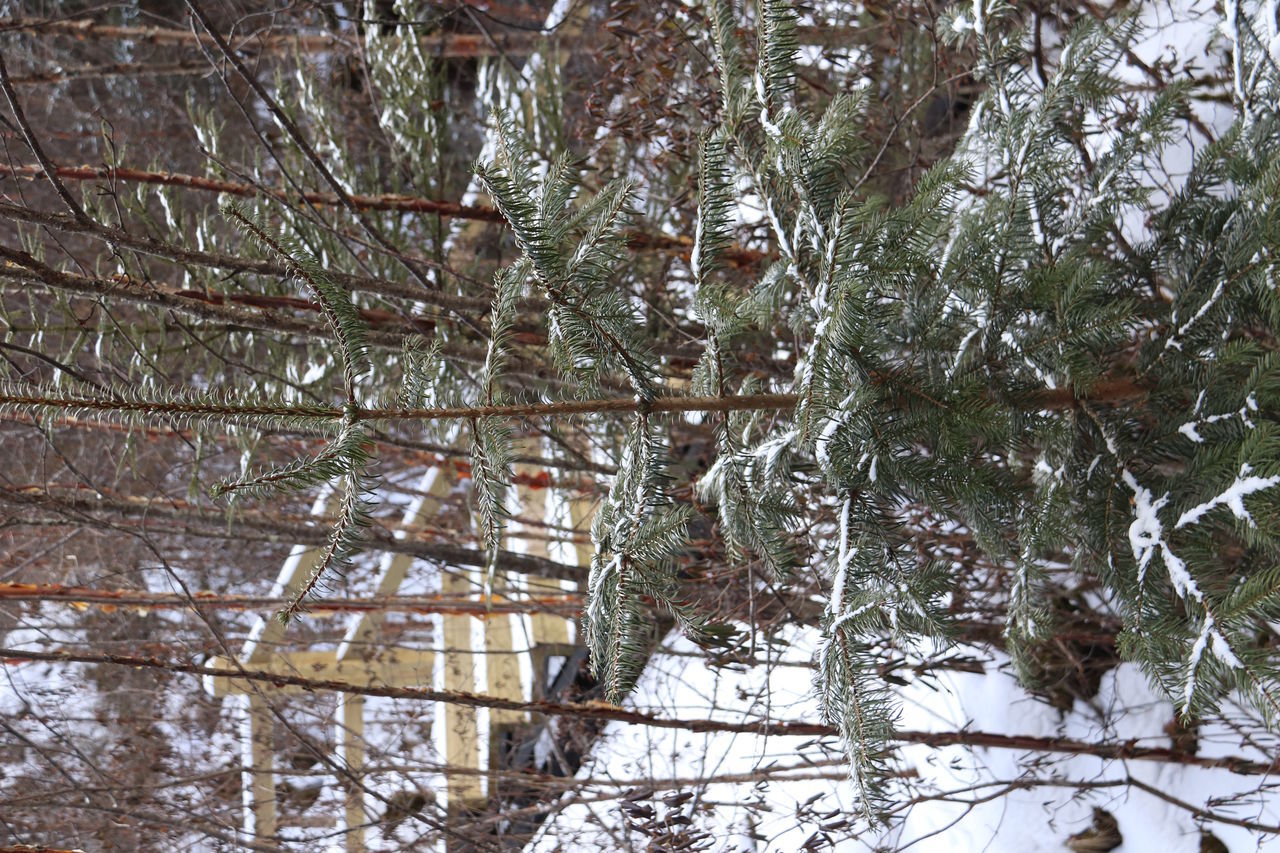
<box><xmin>525</xmin><ymin>629</ymin><xmax>1280</xmax><ymax>852</ymax></box>
<box><xmin>1175</xmin><ymin>463</ymin><xmax>1280</xmax><ymax>529</ymax></box>
<box><xmin>829</xmin><ymin>496</ymin><xmax>853</xmax><ymax>618</ymax></box>
<box><xmin>1121</xmin><ymin>469</ymin><xmax>1171</xmax><ymax>587</ymax></box>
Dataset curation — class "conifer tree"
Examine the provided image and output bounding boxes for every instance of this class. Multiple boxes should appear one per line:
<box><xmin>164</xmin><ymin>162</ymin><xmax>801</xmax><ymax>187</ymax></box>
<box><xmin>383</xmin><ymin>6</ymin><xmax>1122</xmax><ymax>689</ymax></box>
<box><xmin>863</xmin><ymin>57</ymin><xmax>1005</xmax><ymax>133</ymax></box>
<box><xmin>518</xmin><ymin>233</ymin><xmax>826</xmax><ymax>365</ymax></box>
<box><xmin>465</xmin><ymin>0</ymin><xmax>1280</xmax><ymax>814</ymax></box>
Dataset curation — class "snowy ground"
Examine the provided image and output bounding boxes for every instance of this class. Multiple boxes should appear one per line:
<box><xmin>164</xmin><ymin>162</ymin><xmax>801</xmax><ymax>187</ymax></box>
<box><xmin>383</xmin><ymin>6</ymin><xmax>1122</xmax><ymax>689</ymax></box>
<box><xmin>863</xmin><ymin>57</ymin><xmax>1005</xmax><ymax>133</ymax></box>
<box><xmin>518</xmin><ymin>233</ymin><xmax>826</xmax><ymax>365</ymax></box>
<box><xmin>528</xmin><ymin>627</ymin><xmax>1280</xmax><ymax>851</ymax></box>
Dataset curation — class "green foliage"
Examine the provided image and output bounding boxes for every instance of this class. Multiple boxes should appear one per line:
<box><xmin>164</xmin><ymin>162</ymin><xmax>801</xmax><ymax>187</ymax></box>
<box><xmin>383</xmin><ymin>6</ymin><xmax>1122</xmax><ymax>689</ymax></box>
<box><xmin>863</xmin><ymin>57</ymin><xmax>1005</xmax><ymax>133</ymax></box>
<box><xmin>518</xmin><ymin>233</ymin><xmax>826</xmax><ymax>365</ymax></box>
<box><xmin>586</xmin><ymin>415</ymin><xmax>711</xmax><ymax>702</ymax></box>
<box><xmin>222</xmin><ymin>205</ymin><xmax>370</xmax><ymax>401</ymax></box>
<box><xmin>653</xmin><ymin>0</ymin><xmax>1280</xmax><ymax>807</ymax></box>
<box><xmin>937</xmin><ymin>4</ymin><xmax>1280</xmax><ymax>725</ymax></box>
<box><xmin>469</xmin><ymin>260</ymin><xmax>525</xmax><ymax>594</ymax></box>
<box><xmin>276</xmin><ymin>468</ymin><xmax>376</xmax><ymax>625</ymax></box>
<box><xmin>475</xmin><ymin>110</ymin><xmax>657</xmax><ymax>398</ymax></box>
<box><xmin>217</xmin><ymin>207</ymin><xmax>379</xmax><ymax>620</ymax></box>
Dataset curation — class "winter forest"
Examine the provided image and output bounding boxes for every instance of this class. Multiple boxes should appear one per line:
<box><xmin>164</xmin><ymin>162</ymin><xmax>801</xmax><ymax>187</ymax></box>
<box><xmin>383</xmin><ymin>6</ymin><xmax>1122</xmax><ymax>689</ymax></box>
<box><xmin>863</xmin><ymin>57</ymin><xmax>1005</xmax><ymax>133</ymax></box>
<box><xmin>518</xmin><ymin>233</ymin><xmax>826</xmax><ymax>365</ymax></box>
<box><xmin>1</xmin><ymin>0</ymin><xmax>1279</xmax><ymax>850</ymax></box>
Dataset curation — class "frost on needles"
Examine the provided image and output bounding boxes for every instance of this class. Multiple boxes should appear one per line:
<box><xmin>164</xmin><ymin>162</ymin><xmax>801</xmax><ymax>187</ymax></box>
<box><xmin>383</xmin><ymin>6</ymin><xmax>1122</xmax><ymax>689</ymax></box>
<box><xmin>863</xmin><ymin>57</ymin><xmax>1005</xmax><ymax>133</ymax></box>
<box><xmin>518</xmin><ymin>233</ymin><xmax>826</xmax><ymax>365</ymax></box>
<box><xmin>643</xmin><ymin>0</ymin><xmax>1280</xmax><ymax>817</ymax></box>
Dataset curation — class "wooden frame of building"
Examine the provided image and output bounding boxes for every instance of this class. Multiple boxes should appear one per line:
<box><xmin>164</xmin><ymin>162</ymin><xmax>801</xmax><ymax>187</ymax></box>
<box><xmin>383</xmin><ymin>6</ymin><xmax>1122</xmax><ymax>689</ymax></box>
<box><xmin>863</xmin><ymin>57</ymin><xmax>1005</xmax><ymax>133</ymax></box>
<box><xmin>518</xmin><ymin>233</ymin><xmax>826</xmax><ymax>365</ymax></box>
<box><xmin>205</xmin><ymin>440</ymin><xmax>592</xmax><ymax>850</ymax></box>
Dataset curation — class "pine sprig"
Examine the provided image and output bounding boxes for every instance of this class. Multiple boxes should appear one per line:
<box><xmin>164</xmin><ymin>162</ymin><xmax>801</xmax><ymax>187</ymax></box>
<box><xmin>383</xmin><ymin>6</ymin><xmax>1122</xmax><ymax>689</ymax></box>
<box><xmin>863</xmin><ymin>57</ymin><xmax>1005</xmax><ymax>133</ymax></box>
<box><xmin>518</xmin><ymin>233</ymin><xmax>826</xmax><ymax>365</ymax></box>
<box><xmin>470</xmin><ymin>414</ymin><xmax>513</xmax><ymax>596</ymax></box>
<box><xmin>697</xmin><ymin>407</ymin><xmax>800</xmax><ymax>577</ymax></box>
<box><xmin>585</xmin><ymin>415</ymin><xmax>705</xmax><ymax>702</ymax></box>
<box><xmin>476</xmin><ymin>111</ymin><xmax>657</xmax><ymax>398</ymax></box>
<box><xmin>211</xmin><ymin>411</ymin><xmax>365</xmax><ymax>501</ymax></box>
<box><xmin>755</xmin><ymin>0</ymin><xmax>799</xmax><ymax>108</ymax></box>
<box><xmin>223</xmin><ymin>204</ymin><xmax>370</xmax><ymax>403</ymax></box>
<box><xmin>276</xmin><ymin>468</ymin><xmax>374</xmax><ymax>624</ymax></box>
<box><xmin>213</xmin><ymin>204</ymin><xmax>378</xmax><ymax>617</ymax></box>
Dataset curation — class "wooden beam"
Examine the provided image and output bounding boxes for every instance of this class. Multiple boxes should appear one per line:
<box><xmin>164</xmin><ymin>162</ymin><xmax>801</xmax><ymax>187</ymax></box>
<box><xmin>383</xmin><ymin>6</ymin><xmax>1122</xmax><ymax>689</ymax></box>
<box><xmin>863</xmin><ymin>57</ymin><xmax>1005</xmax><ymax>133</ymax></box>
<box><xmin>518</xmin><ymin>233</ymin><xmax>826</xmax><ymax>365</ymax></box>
<box><xmin>242</xmin><ymin>695</ymin><xmax>276</xmax><ymax>843</ymax></box>
<box><xmin>440</xmin><ymin>569</ymin><xmax>484</xmax><ymax>810</ymax></box>
<box><xmin>335</xmin><ymin>694</ymin><xmax>367</xmax><ymax>853</ymax></box>
<box><xmin>206</xmin><ymin>648</ymin><xmax>435</xmax><ymax>697</ymax></box>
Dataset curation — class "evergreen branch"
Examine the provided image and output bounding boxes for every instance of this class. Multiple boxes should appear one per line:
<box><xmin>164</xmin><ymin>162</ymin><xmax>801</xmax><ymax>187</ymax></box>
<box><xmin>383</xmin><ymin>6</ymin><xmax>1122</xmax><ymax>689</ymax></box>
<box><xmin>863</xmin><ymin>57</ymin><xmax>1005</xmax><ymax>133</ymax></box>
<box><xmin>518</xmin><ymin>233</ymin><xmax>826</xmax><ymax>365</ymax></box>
<box><xmin>819</xmin><ymin>628</ymin><xmax>895</xmax><ymax>822</ymax></box>
<box><xmin>587</xmin><ymin>415</ymin><xmax>701</xmax><ymax>701</ymax></box>
<box><xmin>397</xmin><ymin>335</ymin><xmax>444</xmax><ymax>409</ymax></box>
<box><xmin>276</xmin><ymin>470</ymin><xmax>373</xmax><ymax>623</ymax></box>
<box><xmin>211</xmin><ymin>411</ymin><xmax>366</xmax><ymax>501</ymax></box>
<box><xmin>706</xmin><ymin>0</ymin><xmax>750</xmax><ymax>125</ymax></box>
<box><xmin>223</xmin><ymin>204</ymin><xmax>370</xmax><ymax>402</ymax></box>
<box><xmin>0</xmin><ymin>197</ymin><xmax>492</xmax><ymax>312</ymax></box>
<box><xmin>698</xmin><ymin>413</ymin><xmax>799</xmax><ymax>576</ymax></box>
<box><xmin>483</xmin><ymin>261</ymin><xmax>525</xmax><ymax>405</ymax></box>
<box><xmin>470</xmin><ymin>261</ymin><xmax>526</xmax><ymax>593</ymax></box>
<box><xmin>1</xmin><ymin>385</ymin><xmax>1155</xmax><ymax>425</ymax></box>
<box><xmin>755</xmin><ymin>0</ymin><xmax>799</xmax><ymax>106</ymax></box>
<box><xmin>692</xmin><ymin>132</ymin><xmax>736</xmax><ymax>289</ymax></box>
<box><xmin>477</xmin><ymin>112</ymin><xmax>657</xmax><ymax>396</ymax></box>
<box><xmin>470</xmin><ymin>414</ymin><xmax>514</xmax><ymax>593</ymax></box>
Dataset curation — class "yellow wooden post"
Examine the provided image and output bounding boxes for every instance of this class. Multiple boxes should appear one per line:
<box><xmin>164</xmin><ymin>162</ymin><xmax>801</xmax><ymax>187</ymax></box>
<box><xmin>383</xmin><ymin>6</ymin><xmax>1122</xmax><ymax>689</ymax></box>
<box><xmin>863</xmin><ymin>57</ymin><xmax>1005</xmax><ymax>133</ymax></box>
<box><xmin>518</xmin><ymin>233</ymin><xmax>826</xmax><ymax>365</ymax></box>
<box><xmin>226</xmin><ymin>491</ymin><xmax>337</xmax><ymax>845</ymax></box>
<box><xmin>440</xmin><ymin>565</ymin><xmax>484</xmax><ymax>810</ymax></box>
<box><xmin>484</xmin><ymin>569</ymin><xmax>527</xmax><ymax>725</ymax></box>
<box><xmin>331</xmin><ymin>463</ymin><xmax>453</xmax><ymax>845</ymax></box>
<box><xmin>243</xmin><ymin>694</ymin><xmax>276</xmax><ymax>843</ymax></box>
<box><xmin>335</xmin><ymin>693</ymin><xmax>366</xmax><ymax>852</ymax></box>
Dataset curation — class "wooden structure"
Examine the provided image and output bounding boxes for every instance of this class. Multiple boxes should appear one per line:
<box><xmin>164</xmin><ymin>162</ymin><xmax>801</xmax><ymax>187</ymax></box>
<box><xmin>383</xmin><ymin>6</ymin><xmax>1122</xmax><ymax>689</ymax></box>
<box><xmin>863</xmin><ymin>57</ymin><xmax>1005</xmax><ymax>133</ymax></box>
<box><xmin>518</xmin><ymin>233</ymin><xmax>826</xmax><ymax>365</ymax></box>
<box><xmin>204</xmin><ymin>7</ymin><xmax>600</xmax><ymax>843</ymax></box>
<box><xmin>205</xmin><ymin>442</ymin><xmax>592</xmax><ymax>849</ymax></box>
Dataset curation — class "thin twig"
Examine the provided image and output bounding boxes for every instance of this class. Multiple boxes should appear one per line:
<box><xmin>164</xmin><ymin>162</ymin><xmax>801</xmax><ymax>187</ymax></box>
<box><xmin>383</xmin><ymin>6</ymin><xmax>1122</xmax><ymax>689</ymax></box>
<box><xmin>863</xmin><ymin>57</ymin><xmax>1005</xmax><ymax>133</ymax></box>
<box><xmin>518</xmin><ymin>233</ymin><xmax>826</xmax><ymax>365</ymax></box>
<box><xmin>4</xmin><ymin>647</ymin><xmax>1278</xmax><ymax>775</ymax></box>
<box><xmin>0</xmin><ymin>53</ymin><xmax>90</xmax><ymax>222</ymax></box>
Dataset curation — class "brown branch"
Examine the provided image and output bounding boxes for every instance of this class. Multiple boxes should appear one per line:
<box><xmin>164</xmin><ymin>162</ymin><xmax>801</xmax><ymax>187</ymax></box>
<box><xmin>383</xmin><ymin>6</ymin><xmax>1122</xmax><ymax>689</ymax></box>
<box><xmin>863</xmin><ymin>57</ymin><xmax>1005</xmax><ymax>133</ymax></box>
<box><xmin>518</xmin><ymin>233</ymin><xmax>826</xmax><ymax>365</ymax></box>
<box><xmin>3</xmin><ymin>646</ymin><xmax>1276</xmax><ymax>775</ymax></box>
<box><xmin>0</xmin><ymin>55</ymin><xmax>89</xmax><ymax>222</ymax></box>
<box><xmin>0</xmin><ymin>16</ymin><xmax>551</xmax><ymax>58</ymax></box>
<box><xmin>4</xmin><ymin>61</ymin><xmax>213</xmax><ymax>85</ymax></box>
<box><xmin>0</xmin><ymin>582</ymin><xmax>581</xmax><ymax>617</ymax></box>
<box><xmin>879</xmin><ymin>775</ymin><xmax>1280</xmax><ymax>835</ymax></box>
<box><xmin>0</xmin><ymin>162</ymin><xmax>502</xmax><ymax>219</ymax></box>
<box><xmin>0</xmin><ymin>163</ymin><xmax>768</xmax><ymax>265</ymax></box>
<box><xmin>1124</xmin><ymin>776</ymin><xmax>1280</xmax><ymax>834</ymax></box>
<box><xmin>0</xmin><ymin>243</ymin><xmax>415</xmax><ymax>349</ymax></box>
<box><xmin>0</xmin><ymin>483</ymin><xmax>587</xmax><ymax>583</ymax></box>
<box><xmin>0</xmin><ymin>16</ymin><xmax>869</xmax><ymax>59</ymax></box>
